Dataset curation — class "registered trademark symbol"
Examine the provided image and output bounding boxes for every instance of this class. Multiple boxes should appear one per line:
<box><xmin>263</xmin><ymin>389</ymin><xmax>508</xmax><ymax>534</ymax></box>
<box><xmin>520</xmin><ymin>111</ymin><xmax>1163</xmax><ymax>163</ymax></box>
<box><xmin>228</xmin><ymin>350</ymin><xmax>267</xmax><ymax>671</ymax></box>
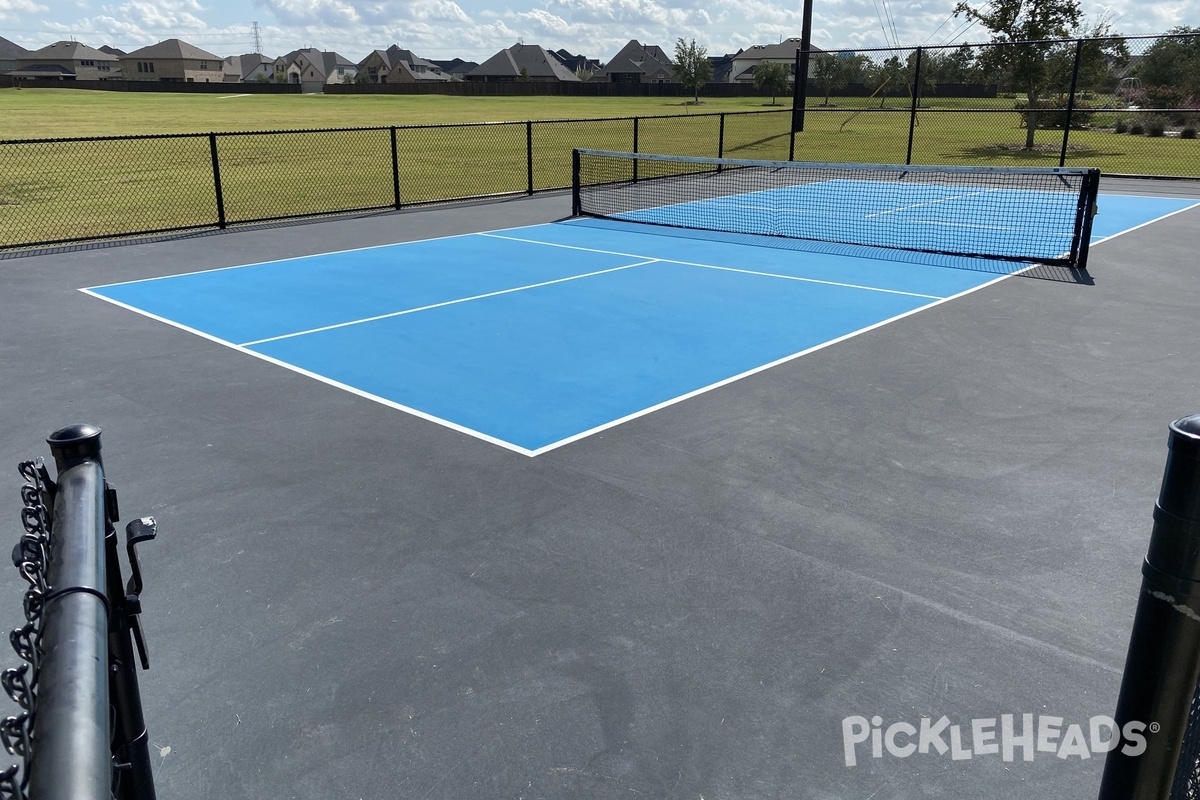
<box><xmin>1150</xmin><ymin>722</ymin><xmax>1161</xmax><ymax>734</ymax></box>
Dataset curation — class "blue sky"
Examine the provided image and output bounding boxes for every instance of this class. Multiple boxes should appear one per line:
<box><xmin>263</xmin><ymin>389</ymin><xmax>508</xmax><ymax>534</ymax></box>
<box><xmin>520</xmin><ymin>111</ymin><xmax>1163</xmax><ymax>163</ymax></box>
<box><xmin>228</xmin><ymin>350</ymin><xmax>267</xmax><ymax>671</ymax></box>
<box><xmin>2</xmin><ymin>0</ymin><xmax>1196</xmax><ymax>63</ymax></box>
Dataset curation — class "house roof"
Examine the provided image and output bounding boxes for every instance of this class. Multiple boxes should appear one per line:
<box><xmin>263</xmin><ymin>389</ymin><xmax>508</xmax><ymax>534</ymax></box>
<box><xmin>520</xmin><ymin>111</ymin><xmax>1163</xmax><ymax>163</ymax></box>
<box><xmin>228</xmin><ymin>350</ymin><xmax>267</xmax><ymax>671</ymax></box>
<box><xmin>596</xmin><ymin>40</ymin><xmax>672</xmax><ymax>78</ymax></box>
<box><xmin>735</xmin><ymin>38</ymin><xmax>826</xmax><ymax>62</ymax></box>
<box><xmin>25</xmin><ymin>41</ymin><xmax>118</xmax><ymax>62</ymax></box>
<box><xmin>0</xmin><ymin>36</ymin><xmax>30</xmax><ymax>59</ymax></box>
<box><xmin>98</xmin><ymin>45</ymin><xmax>126</xmax><ymax>56</ymax></box>
<box><xmin>124</xmin><ymin>38</ymin><xmax>222</xmax><ymax>62</ymax></box>
<box><xmin>225</xmin><ymin>53</ymin><xmax>274</xmax><ymax>80</ymax></box>
<box><xmin>467</xmin><ymin>43</ymin><xmax>581</xmax><ymax>81</ymax></box>
<box><xmin>8</xmin><ymin>63</ymin><xmax>77</xmax><ymax>77</ymax></box>
<box><xmin>278</xmin><ymin>48</ymin><xmax>355</xmax><ymax>80</ymax></box>
<box><xmin>431</xmin><ymin>58</ymin><xmax>478</xmax><ymax>73</ymax></box>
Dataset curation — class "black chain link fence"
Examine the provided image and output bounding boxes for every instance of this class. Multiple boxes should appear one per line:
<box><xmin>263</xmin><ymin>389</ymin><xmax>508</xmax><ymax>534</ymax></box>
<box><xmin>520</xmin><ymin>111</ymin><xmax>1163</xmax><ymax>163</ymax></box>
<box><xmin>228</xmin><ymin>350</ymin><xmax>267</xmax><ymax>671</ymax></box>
<box><xmin>0</xmin><ymin>33</ymin><xmax>1194</xmax><ymax>250</ymax></box>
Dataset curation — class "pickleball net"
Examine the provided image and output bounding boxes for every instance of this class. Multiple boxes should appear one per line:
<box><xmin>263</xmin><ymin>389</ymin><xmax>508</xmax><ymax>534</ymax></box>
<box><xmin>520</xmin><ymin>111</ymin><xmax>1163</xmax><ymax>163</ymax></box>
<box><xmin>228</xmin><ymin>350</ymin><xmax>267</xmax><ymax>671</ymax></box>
<box><xmin>571</xmin><ymin>149</ymin><xmax>1101</xmax><ymax>270</ymax></box>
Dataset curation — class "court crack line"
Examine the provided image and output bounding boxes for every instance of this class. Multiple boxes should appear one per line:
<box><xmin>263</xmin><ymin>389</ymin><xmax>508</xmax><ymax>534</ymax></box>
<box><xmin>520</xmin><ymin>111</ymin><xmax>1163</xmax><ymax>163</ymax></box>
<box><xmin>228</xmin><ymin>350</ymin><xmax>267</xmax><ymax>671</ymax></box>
<box><xmin>237</xmin><ymin>259</ymin><xmax>659</xmax><ymax>347</ymax></box>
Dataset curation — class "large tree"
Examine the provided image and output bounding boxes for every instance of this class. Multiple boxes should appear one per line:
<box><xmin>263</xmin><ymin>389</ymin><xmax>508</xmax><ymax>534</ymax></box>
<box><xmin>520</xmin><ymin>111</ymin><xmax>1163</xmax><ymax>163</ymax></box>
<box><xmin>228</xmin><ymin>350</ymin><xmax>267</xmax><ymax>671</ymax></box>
<box><xmin>812</xmin><ymin>55</ymin><xmax>843</xmax><ymax>105</ymax></box>
<box><xmin>754</xmin><ymin>60</ymin><xmax>791</xmax><ymax>105</ymax></box>
<box><xmin>674</xmin><ymin>38</ymin><xmax>714</xmax><ymax>104</ymax></box>
<box><xmin>1135</xmin><ymin>27</ymin><xmax>1200</xmax><ymax>99</ymax></box>
<box><xmin>954</xmin><ymin>0</ymin><xmax>1083</xmax><ymax>149</ymax></box>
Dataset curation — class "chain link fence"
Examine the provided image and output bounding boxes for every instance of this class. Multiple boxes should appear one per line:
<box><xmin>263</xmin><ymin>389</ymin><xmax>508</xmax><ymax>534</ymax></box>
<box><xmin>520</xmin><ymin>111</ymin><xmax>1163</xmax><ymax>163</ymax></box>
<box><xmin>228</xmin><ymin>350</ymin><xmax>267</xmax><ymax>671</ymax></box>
<box><xmin>797</xmin><ymin>32</ymin><xmax>1199</xmax><ymax>174</ymax></box>
<box><xmin>0</xmin><ymin>32</ymin><xmax>1194</xmax><ymax>250</ymax></box>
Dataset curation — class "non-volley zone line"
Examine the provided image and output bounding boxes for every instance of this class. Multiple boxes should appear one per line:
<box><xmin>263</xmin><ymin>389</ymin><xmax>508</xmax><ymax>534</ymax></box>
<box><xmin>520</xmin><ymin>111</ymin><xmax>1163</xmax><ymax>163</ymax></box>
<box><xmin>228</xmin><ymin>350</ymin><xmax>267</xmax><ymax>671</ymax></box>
<box><xmin>477</xmin><ymin>233</ymin><xmax>946</xmax><ymax>300</ymax></box>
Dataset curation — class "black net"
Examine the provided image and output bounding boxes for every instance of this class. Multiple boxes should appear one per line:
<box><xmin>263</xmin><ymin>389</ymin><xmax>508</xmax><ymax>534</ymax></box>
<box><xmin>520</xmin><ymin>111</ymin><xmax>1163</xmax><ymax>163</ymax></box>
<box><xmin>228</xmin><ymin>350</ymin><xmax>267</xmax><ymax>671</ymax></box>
<box><xmin>574</xmin><ymin>149</ymin><xmax>1100</xmax><ymax>268</ymax></box>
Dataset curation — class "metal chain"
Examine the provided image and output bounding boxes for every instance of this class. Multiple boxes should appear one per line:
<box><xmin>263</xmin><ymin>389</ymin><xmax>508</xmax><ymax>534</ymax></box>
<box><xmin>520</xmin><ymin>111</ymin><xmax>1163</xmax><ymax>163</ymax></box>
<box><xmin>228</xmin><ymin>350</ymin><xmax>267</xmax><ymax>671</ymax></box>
<box><xmin>1</xmin><ymin>459</ymin><xmax>53</xmax><ymax>800</ymax></box>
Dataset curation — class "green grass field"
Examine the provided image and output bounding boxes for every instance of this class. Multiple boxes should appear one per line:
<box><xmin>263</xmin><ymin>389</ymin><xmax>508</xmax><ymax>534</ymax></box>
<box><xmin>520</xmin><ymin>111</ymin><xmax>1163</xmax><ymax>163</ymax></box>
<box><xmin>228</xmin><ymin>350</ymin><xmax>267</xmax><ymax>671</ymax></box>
<box><xmin>1</xmin><ymin>87</ymin><xmax>1195</xmax><ymax>248</ymax></box>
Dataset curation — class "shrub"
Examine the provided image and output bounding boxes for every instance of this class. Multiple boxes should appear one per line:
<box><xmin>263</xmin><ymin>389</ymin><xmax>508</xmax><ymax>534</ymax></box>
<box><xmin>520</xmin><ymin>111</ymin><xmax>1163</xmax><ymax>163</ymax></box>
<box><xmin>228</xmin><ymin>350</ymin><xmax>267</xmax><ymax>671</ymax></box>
<box><xmin>1015</xmin><ymin>96</ymin><xmax>1095</xmax><ymax>130</ymax></box>
<box><xmin>1182</xmin><ymin>127</ymin><xmax>1198</xmax><ymax>139</ymax></box>
<box><xmin>1146</xmin><ymin>117</ymin><xmax>1166</xmax><ymax>137</ymax></box>
<box><xmin>1129</xmin><ymin>122</ymin><xmax>1145</xmax><ymax>135</ymax></box>
<box><xmin>1114</xmin><ymin>118</ymin><xmax>1129</xmax><ymax>133</ymax></box>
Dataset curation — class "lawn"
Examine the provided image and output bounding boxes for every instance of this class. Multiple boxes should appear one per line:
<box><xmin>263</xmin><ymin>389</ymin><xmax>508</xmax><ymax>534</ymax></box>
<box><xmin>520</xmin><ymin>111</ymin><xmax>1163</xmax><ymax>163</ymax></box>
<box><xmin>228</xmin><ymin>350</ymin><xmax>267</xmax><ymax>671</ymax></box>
<box><xmin>0</xmin><ymin>87</ymin><xmax>1195</xmax><ymax>248</ymax></box>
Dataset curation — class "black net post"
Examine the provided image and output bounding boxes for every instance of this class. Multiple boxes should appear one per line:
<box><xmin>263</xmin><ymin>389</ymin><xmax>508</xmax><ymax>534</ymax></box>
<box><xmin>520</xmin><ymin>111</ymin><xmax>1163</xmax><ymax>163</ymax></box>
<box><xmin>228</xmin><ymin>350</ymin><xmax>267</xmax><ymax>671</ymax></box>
<box><xmin>208</xmin><ymin>133</ymin><xmax>226</xmax><ymax>229</ymax></box>
<box><xmin>1059</xmin><ymin>39</ymin><xmax>1084</xmax><ymax>167</ymax></box>
<box><xmin>525</xmin><ymin>121</ymin><xmax>534</xmax><ymax>195</ymax></box>
<box><xmin>28</xmin><ymin>424</ymin><xmax>112</xmax><ymax>800</ymax></box>
<box><xmin>571</xmin><ymin>148</ymin><xmax>581</xmax><ymax>215</ymax></box>
<box><xmin>1099</xmin><ymin>414</ymin><xmax>1200</xmax><ymax>800</ymax></box>
<box><xmin>390</xmin><ymin>126</ymin><xmax>401</xmax><ymax>209</ymax></box>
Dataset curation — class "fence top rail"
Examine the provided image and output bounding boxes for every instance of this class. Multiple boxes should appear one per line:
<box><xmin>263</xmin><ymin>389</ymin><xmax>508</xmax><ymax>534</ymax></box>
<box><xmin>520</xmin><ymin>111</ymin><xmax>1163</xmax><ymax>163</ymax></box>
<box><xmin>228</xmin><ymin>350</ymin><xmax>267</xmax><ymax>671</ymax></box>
<box><xmin>814</xmin><ymin>31</ymin><xmax>1198</xmax><ymax>56</ymax></box>
<box><xmin>0</xmin><ymin>108</ymin><xmax>791</xmax><ymax>147</ymax></box>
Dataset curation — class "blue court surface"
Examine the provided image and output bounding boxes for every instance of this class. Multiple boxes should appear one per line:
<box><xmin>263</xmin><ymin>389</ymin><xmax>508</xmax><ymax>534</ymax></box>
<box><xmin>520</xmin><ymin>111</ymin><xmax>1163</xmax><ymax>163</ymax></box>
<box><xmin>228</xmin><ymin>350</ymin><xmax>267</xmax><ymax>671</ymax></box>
<box><xmin>83</xmin><ymin>192</ymin><xmax>1198</xmax><ymax>456</ymax></box>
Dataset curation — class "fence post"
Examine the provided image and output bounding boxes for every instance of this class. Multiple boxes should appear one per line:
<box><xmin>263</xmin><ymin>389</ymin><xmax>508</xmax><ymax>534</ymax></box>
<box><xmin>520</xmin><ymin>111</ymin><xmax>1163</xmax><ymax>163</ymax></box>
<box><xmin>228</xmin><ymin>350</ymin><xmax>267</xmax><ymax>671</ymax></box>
<box><xmin>390</xmin><ymin>126</ymin><xmax>401</xmax><ymax>209</ymax></box>
<box><xmin>526</xmin><ymin>121</ymin><xmax>534</xmax><ymax>195</ymax></box>
<box><xmin>718</xmin><ymin>113</ymin><xmax>726</xmax><ymax>159</ymax></box>
<box><xmin>1098</xmin><ymin>413</ymin><xmax>1200</xmax><ymax>800</ymax></box>
<box><xmin>1059</xmin><ymin>38</ymin><xmax>1084</xmax><ymax>167</ymax></box>
<box><xmin>906</xmin><ymin>48</ymin><xmax>923</xmax><ymax>166</ymax></box>
<box><xmin>208</xmin><ymin>133</ymin><xmax>226</xmax><ymax>229</ymax></box>
<box><xmin>27</xmin><ymin>424</ymin><xmax>112</xmax><ymax>800</ymax></box>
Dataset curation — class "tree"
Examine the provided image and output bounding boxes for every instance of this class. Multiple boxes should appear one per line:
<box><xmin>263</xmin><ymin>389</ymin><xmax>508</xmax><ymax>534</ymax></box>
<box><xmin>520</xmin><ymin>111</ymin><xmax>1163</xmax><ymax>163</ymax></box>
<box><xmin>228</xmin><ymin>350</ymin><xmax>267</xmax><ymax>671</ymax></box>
<box><xmin>518</xmin><ymin>66</ymin><xmax>531</xmax><ymax>82</ymax></box>
<box><xmin>1135</xmin><ymin>27</ymin><xmax>1200</xmax><ymax>98</ymax></box>
<box><xmin>954</xmin><ymin>0</ymin><xmax>1084</xmax><ymax>149</ymax></box>
<box><xmin>674</xmin><ymin>38</ymin><xmax>713</xmax><ymax>104</ymax></box>
<box><xmin>871</xmin><ymin>55</ymin><xmax>907</xmax><ymax>107</ymax></box>
<box><xmin>812</xmin><ymin>55</ymin><xmax>843</xmax><ymax>105</ymax></box>
<box><xmin>754</xmin><ymin>60</ymin><xmax>791</xmax><ymax>105</ymax></box>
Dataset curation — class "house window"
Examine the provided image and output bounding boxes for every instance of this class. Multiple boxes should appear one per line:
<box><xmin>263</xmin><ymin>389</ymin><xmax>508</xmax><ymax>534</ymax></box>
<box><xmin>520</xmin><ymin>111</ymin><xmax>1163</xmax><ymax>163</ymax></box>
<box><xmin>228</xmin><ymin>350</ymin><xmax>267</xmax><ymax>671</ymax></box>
<box><xmin>137</xmin><ymin>61</ymin><xmax>154</xmax><ymax>73</ymax></box>
<box><xmin>199</xmin><ymin>61</ymin><xmax>207</xmax><ymax>69</ymax></box>
<box><xmin>81</xmin><ymin>59</ymin><xmax>94</xmax><ymax>66</ymax></box>
<box><xmin>338</xmin><ymin>67</ymin><xmax>344</xmax><ymax>76</ymax></box>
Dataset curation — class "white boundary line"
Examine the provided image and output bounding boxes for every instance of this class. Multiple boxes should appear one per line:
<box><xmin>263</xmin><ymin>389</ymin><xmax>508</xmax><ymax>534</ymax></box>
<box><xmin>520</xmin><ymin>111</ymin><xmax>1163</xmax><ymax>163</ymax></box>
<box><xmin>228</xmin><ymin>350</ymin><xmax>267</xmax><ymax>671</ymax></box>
<box><xmin>79</xmin><ymin>198</ymin><xmax>1200</xmax><ymax>458</ymax></box>
<box><xmin>78</xmin><ymin>289</ymin><xmax>539</xmax><ymax>456</ymax></box>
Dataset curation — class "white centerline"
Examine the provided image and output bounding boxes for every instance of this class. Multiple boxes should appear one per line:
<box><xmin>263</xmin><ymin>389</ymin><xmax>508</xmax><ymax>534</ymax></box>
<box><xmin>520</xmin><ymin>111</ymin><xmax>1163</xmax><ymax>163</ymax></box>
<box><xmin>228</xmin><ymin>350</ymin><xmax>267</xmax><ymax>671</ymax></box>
<box><xmin>237</xmin><ymin>259</ymin><xmax>659</xmax><ymax>347</ymax></box>
<box><xmin>480</xmin><ymin>232</ymin><xmax>944</xmax><ymax>300</ymax></box>
<box><xmin>864</xmin><ymin>188</ymin><xmax>1000</xmax><ymax>218</ymax></box>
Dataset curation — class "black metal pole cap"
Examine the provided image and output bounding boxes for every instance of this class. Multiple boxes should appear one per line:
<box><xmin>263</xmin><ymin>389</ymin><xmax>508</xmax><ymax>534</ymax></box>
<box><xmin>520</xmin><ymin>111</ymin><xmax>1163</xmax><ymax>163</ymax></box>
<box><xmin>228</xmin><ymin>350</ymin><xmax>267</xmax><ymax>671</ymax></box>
<box><xmin>46</xmin><ymin>423</ymin><xmax>103</xmax><ymax>472</ymax></box>
<box><xmin>1161</xmin><ymin>414</ymin><xmax>1200</xmax><ymax>522</ymax></box>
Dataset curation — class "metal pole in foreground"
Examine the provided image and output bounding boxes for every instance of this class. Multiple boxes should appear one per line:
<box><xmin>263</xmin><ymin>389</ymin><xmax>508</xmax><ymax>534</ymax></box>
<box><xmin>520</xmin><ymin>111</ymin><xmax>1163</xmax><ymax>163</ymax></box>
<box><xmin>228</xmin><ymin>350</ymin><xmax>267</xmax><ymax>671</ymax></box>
<box><xmin>28</xmin><ymin>424</ymin><xmax>111</xmax><ymax>800</ymax></box>
<box><xmin>1099</xmin><ymin>414</ymin><xmax>1200</xmax><ymax>800</ymax></box>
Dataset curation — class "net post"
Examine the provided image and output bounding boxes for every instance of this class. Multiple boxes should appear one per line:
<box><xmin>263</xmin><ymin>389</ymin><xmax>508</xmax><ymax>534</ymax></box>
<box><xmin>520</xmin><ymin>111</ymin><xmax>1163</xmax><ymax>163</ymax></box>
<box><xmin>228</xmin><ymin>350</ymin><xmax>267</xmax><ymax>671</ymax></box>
<box><xmin>1059</xmin><ymin>39</ymin><xmax>1084</xmax><ymax>167</ymax></box>
<box><xmin>905</xmin><ymin>48</ymin><xmax>922</xmax><ymax>166</ymax></box>
<box><xmin>571</xmin><ymin>149</ymin><xmax>581</xmax><ymax>216</ymax></box>
<box><xmin>718</xmin><ymin>113</ymin><xmax>726</xmax><ymax>160</ymax></box>
<box><xmin>1071</xmin><ymin>168</ymin><xmax>1100</xmax><ymax>271</ymax></box>
<box><xmin>208</xmin><ymin>133</ymin><xmax>226</xmax><ymax>229</ymax></box>
<box><xmin>632</xmin><ymin>118</ymin><xmax>639</xmax><ymax>183</ymax></box>
<box><xmin>1098</xmin><ymin>414</ymin><xmax>1200</xmax><ymax>800</ymax></box>
<box><xmin>526</xmin><ymin>121</ymin><xmax>534</xmax><ymax>195</ymax></box>
<box><xmin>390</xmin><ymin>126</ymin><xmax>401</xmax><ymax>210</ymax></box>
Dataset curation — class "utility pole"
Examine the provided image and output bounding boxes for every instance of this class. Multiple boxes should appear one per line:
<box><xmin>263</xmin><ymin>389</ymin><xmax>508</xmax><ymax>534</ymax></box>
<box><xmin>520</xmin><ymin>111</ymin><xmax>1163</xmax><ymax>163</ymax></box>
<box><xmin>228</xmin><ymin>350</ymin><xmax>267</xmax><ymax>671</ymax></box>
<box><xmin>252</xmin><ymin>21</ymin><xmax>263</xmax><ymax>54</ymax></box>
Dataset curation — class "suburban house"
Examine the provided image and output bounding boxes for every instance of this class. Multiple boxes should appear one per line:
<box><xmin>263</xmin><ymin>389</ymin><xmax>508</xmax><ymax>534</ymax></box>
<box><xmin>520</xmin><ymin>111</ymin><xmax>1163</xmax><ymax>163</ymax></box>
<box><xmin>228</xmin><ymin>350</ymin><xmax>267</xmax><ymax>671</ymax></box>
<box><xmin>728</xmin><ymin>39</ymin><xmax>825</xmax><ymax>83</ymax></box>
<box><xmin>707</xmin><ymin>51</ymin><xmax>742</xmax><ymax>83</ymax></box>
<box><xmin>274</xmin><ymin>48</ymin><xmax>358</xmax><ymax>91</ymax></box>
<box><xmin>551</xmin><ymin>49</ymin><xmax>601</xmax><ymax>78</ymax></box>
<box><xmin>358</xmin><ymin>45</ymin><xmax>452</xmax><ymax>83</ymax></box>
<box><xmin>593</xmin><ymin>40</ymin><xmax>674</xmax><ymax>83</ymax></box>
<box><xmin>0</xmin><ymin>36</ymin><xmax>30</xmax><ymax>73</ymax></box>
<box><xmin>223</xmin><ymin>53</ymin><xmax>274</xmax><ymax>83</ymax></box>
<box><xmin>465</xmin><ymin>44</ymin><xmax>582</xmax><ymax>82</ymax></box>
<box><xmin>431</xmin><ymin>59</ymin><xmax>479</xmax><ymax>80</ymax></box>
<box><xmin>11</xmin><ymin>41</ymin><xmax>120</xmax><ymax>80</ymax></box>
<box><xmin>121</xmin><ymin>39</ymin><xmax>224</xmax><ymax>82</ymax></box>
